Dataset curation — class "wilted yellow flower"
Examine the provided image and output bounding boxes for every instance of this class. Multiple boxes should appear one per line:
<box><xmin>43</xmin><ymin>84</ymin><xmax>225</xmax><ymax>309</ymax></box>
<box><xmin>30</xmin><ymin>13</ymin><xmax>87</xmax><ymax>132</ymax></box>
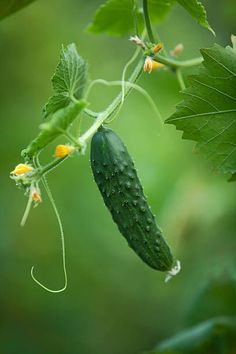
<box><xmin>153</xmin><ymin>43</ymin><xmax>163</xmax><ymax>54</ymax></box>
<box><xmin>129</xmin><ymin>35</ymin><xmax>145</xmax><ymax>49</ymax></box>
<box><xmin>32</xmin><ymin>190</ymin><xmax>42</xmax><ymax>203</ymax></box>
<box><xmin>11</xmin><ymin>163</ymin><xmax>33</xmax><ymax>175</ymax></box>
<box><xmin>55</xmin><ymin>144</ymin><xmax>75</xmax><ymax>158</ymax></box>
<box><xmin>143</xmin><ymin>57</ymin><xmax>164</xmax><ymax>73</ymax></box>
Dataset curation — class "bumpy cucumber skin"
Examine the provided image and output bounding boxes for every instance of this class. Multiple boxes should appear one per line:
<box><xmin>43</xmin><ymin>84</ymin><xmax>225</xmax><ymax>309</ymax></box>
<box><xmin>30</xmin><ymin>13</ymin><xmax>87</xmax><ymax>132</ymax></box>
<box><xmin>90</xmin><ymin>126</ymin><xmax>174</xmax><ymax>272</ymax></box>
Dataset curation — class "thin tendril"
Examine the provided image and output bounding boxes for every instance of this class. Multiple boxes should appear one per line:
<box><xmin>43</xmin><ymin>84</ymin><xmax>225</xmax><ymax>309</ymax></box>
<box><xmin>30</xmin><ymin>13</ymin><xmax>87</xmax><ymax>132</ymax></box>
<box><xmin>75</xmin><ymin>112</ymin><xmax>83</xmax><ymax>138</ymax></box>
<box><xmin>84</xmin><ymin>80</ymin><xmax>100</xmax><ymax>101</ymax></box>
<box><xmin>58</xmin><ymin>128</ymin><xmax>81</xmax><ymax>148</ymax></box>
<box><xmin>107</xmin><ymin>46</ymin><xmax>142</xmax><ymax>124</ymax></box>
<box><xmin>121</xmin><ymin>46</ymin><xmax>141</xmax><ymax>105</ymax></box>
<box><xmin>30</xmin><ymin>156</ymin><xmax>68</xmax><ymax>293</ymax></box>
<box><xmin>87</xmin><ymin>35</ymin><xmax>145</xmax><ymax>125</ymax></box>
<box><xmin>20</xmin><ymin>185</ymin><xmax>34</xmax><ymax>226</ymax></box>
<box><xmin>85</xmin><ymin>46</ymin><xmax>142</xmax><ymax>113</ymax></box>
<box><xmin>84</xmin><ymin>79</ymin><xmax>163</xmax><ymax>130</ymax></box>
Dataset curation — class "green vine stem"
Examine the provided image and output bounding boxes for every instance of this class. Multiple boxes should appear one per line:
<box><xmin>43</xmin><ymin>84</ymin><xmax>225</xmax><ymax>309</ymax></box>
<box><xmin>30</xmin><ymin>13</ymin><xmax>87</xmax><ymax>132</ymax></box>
<box><xmin>132</xmin><ymin>0</ymin><xmax>139</xmax><ymax>37</ymax></box>
<box><xmin>143</xmin><ymin>0</ymin><xmax>155</xmax><ymax>43</ymax></box>
<box><xmin>176</xmin><ymin>69</ymin><xmax>186</xmax><ymax>90</ymax></box>
<box><xmin>82</xmin><ymin>55</ymin><xmax>202</xmax><ymax>122</ymax></box>
<box><xmin>154</xmin><ymin>54</ymin><xmax>203</xmax><ymax>69</ymax></box>
<box><xmin>37</xmin><ymin>155</ymin><xmax>68</xmax><ymax>178</ymax></box>
<box><xmin>28</xmin><ymin>58</ymin><xmax>143</xmax><ymax>178</ymax></box>
<box><xmin>80</xmin><ymin>58</ymin><xmax>144</xmax><ymax>143</ymax></box>
<box><xmin>84</xmin><ymin>107</ymin><xmax>98</xmax><ymax>119</ymax></box>
<box><xmin>142</xmin><ymin>0</ymin><xmax>169</xmax><ymax>58</ymax></box>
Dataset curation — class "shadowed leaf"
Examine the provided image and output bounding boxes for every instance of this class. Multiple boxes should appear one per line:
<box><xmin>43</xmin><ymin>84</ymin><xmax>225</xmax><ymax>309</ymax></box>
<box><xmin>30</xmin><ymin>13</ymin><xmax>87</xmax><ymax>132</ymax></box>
<box><xmin>0</xmin><ymin>0</ymin><xmax>35</xmax><ymax>20</ymax></box>
<box><xmin>43</xmin><ymin>43</ymin><xmax>88</xmax><ymax>118</ymax></box>
<box><xmin>176</xmin><ymin>0</ymin><xmax>214</xmax><ymax>35</ymax></box>
<box><xmin>166</xmin><ymin>43</ymin><xmax>236</xmax><ymax>179</ymax></box>
<box><xmin>148</xmin><ymin>317</ymin><xmax>236</xmax><ymax>353</ymax></box>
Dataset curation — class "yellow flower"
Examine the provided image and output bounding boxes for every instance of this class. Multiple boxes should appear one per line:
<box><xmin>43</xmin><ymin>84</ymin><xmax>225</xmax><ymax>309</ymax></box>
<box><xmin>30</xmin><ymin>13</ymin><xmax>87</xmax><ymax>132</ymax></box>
<box><xmin>143</xmin><ymin>57</ymin><xmax>164</xmax><ymax>73</ymax></box>
<box><xmin>55</xmin><ymin>144</ymin><xmax>75</xmax><ymax>158</ymax></box>
<box><xmin>11</xmin><ymin>163</ymin><xmax>33</xmax><ymax>175</ymax></box>
<box><xmin>153</xmin><ymin>43</ymin><xmax>163</xmax><ymax>54</ymax></box>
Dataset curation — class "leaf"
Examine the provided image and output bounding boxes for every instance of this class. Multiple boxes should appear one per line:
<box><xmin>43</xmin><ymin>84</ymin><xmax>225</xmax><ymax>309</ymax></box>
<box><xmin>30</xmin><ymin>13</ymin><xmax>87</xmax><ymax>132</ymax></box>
<box><xmin>176</xmin><ymin>0</ymin><xmax>215</xmax><ymax>35</ymax></box>
<box><xmin>87</xmin><ymin>0</ymin><xmax>213</xmax><ymax>37</ymax></box>
<box><xmin>42</xmin><ymin>93</ymin><xmax>71</xmax><ymax>118</ymax></box>
<box><xmin>43</xmin><ymin>43</ymin><xmax>88</xmax><ymax>118</ymax></box>
<box><xmin>166</xmin><ymin>43</ymin><xmax>236</xmax><ymax>179</ymax></box>
<box><xmin>22</xmin><ymin>100</ymin><xmax>87</xmax><ymax>160</ymax></box>
<box><xmin>149</xmin><ymin>317</ymin><xmax>236</xmax><ymax>353</ymax></box>
<box><xmin>0</xmin><ymin>0</ymin><xmax>35</xmax><ymax>20</ymax></box>
<box><xmin>87</xmin><ymin>0</ymin><xmax>174</xmax><ymax>36</ymax></box>
<box><xmin>148</xmin><ymin>0</ymin><xmax>176</xmax><ymax>24</ymax></box>
<box><xmin>229</xmin><ymin>173</ymin><xmax>236</xmax><ymax>182</ymax></box>
<box><xmin>187</xmin><ymin>275</ymin><xmax>236</xmax><ymax>326</ymax></box>
<box><xmin>87</xmin><ymin>0</ymin><xmax>143</xmax><ymax>36</ymax></box>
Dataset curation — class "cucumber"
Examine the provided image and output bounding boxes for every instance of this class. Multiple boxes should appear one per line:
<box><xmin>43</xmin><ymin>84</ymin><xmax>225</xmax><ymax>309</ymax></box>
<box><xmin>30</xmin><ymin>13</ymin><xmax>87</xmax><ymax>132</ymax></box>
<box><xmin>90</xmin><ymin>126</ymin><xmax>174</xmax><ymax>272</ymax></box>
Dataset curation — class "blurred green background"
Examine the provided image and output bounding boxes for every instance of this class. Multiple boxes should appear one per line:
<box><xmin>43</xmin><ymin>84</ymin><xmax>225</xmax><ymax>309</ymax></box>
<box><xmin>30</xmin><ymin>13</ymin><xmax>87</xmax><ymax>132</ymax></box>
<box><xmin>0</xmin><ymin>1</ymin><xmax>236</xmax><ymax>353</ymax></box>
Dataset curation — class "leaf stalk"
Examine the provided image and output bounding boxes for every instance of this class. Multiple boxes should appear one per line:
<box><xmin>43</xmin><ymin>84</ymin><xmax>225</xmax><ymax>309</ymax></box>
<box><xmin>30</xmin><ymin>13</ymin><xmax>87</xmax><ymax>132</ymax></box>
<box><xmin>154</xmin><ymin>54</ymin><xmax>203</xmax><ymax>69</ymax></box>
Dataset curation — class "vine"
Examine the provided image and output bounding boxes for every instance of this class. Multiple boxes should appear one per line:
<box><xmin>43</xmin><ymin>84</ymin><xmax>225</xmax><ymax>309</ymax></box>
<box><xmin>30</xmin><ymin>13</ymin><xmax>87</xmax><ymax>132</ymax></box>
<box><xmin>8</xmin><ymin>0</ymin><xmax>236</xmax><ymax>291</ymax></box>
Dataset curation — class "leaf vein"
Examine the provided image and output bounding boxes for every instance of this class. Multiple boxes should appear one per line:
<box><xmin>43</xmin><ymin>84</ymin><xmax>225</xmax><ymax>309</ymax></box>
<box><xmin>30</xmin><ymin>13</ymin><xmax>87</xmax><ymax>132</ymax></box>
<box><xmin>192</xmin><ymin>78</ymin><xmax>236</xmax><ymax>102</ymax></box>
<box><xmin>203</xmin><ymin>50</ymin><xmax>236</xmax><ymax>77</ymax></box>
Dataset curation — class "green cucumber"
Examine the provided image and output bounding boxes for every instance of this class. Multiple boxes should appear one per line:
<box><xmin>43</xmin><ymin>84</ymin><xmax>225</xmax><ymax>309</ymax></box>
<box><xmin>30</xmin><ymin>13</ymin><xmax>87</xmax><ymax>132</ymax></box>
<box><xmin>90</xmin><ymin>126</ymin><xmax>174</xmax><ymax>272</ymax></box>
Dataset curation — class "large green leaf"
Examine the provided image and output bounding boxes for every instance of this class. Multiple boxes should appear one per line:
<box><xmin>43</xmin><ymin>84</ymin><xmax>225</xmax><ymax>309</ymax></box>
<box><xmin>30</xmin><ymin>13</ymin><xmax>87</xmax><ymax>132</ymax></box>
<box><xmin>166</xmin><ymin>43</ymin><xmax>236</xmax><ymax>179</ymax></box>
<box><xmin>43</xmin><ymin>43</ymin><xmax>88</xmax><ymax>118</ymax></box>
<box><xmin>149</xmin><ymin>0</ymin><xmax>213</xmax><ymax>34</ymax></box>
<box><xmin>176</xmin><ymin>0</ymin><xmax>214</xmax><ymax>35</ymax></box>
<box><xmin>87</xmin><ymin>0</ymin><xmax>175</xmax><ymax>36</ymax></box>
<box><xmin>22</xmin><ymin>43</ymin><xmax>88</xmax><ymax>159</ymax></box>
<box><xmin>0</xmin><ymin>0</ymin><xmax>35</xmax><ymax>20</ymax></box>
<box><xmin>87</xmin><ymin>0</ymin><xmax>213</xmax><ymax>37</ymax></box>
